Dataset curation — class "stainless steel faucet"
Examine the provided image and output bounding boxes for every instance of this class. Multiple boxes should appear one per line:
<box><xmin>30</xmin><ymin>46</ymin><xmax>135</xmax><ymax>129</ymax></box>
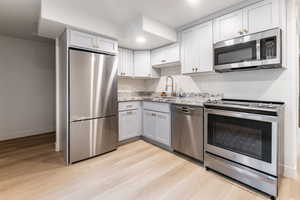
<box><xmin>165</xmin><ymin>76</ymin><xmax>174</xmax><ymax>96</ymax></box>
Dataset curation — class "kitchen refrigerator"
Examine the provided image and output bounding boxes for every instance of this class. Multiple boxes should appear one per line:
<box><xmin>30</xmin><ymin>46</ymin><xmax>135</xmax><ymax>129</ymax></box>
<box><xmin>68</xmin><ymin>48</ymin><xmax>118</xmax><ymax>163</ymax></box>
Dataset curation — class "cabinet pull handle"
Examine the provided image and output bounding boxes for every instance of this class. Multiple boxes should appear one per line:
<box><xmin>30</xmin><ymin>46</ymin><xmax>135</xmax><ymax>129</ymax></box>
<box><xmin>126</xmin><ymin>105</ymin><xmax>133</xmax><ymax>108</ymax></box>
<box><xmin>161</xmin><ymin>60</ymin><xmax>166</xmax><ymax>63</ymax></box>
<box><xmin>152</xmin><ymin>113</ymin><xmax>156</xmax><ymax>116</ymax></box>
<box><xmin>127</xmin><ymin>111</ymin><xmax>133</xmax><ymax>115</ymax></box>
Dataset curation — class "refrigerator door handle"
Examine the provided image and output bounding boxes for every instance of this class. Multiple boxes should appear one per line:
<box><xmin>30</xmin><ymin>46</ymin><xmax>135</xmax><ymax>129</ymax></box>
<box><xmin>72</xmin><ymin>116</ymin><xmax>90</xmax><ymax>122</ymax></box>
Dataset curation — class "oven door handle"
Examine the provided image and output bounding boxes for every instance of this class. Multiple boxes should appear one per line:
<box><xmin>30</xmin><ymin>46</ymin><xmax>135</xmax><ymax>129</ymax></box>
<box><xmin>204</xmin><ymin>108</ymin><xmax>278</xmax><ymax>123</ymax></box>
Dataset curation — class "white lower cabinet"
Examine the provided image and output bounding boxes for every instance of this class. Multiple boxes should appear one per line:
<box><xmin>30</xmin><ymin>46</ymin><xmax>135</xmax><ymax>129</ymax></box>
<box><xmin>155</xmin><ymin>112</ymin><xmax>171</xmax><ymax>146</ymax></box>
<box><xmin>143</xmin><ymin>110</ymin><xmax>156</xmax><ymax>140</ymax></box>
<box><xmin>142</xmin><ymin>102</ymin><xmax>171</xmax><ymax>147</ymax></box>
<box><xmin>119</xmin><ymin>101</ymin><xmax>171</xmax><ymax>147</ymax></box>
<box><xmin>118</xmin><ymin>102</ymin><xmax>141</xmax><ymax>141</ymax></box>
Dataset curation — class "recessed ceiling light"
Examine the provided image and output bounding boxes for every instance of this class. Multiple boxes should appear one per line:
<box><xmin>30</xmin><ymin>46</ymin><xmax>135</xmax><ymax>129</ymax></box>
<box><xmin>186</xmin><ymin>0</ymin><xmax>200</xmax><ymax>5</ymax></box>
<box><xmin>136</xmin><ymin>36</ymin><xmax>146</xmax><ymax>44</ymax></box>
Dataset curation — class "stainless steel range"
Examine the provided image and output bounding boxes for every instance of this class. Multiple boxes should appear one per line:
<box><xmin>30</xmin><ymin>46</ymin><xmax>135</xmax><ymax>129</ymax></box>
<box><xmin>204</xmin><ymin>99</ymin><xmax>284</xmax><ymax>198</ymax></box>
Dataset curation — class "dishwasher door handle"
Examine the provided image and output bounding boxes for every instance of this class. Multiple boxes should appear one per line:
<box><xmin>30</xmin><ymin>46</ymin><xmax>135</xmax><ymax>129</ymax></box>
<box><xmin>175</xmin><ymin>106</ymin><xmax>195</xmax><ymax>112</ymax></box>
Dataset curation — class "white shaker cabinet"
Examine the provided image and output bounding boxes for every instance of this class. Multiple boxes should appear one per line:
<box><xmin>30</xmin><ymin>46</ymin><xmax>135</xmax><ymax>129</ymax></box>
<box><xmin>69</xmin><ymin>30</ymin><xmax>118</xmax><ymax>53</ymax></box>
<box><xmin>143</xmin><ymin>110</ymin><xmax>156</xmax><ymax>140</ymax></box>
<box><xmin>155</xmin><ymin>112</ymin><xmax>171</xmax><ymax>146</ymax></box>
<box><xmin>151</xmin><ymin>43</ymin><xmax>180</xmax><ymax>67</ymax></box>
<box><xmin>213</xmin><ymin>0</ymin><xmax>280</xmax><ymax>43</ymax></box>
<box><xmin>213</xmin><ymin>9</ymin><xmax>244</xmax><ymax>43</ymax></box>
<box><xmin>134</xmin><ymin>51</ymin><xmax>160</xmax><ymax>78</ymax></box>
<box><xmin>118</xmin><ymin>48</ymin><xmax>134</xmax><ymax>77</ymax></box>
<box><xmin>142</xmin><ymin>102</ymin><xmax>171</xmax><ymax>147</ymax></box>
<box><xmin>118</xmin><ymin>102</ymin><xmax>141</xmax><ymax>142</ymax></box>
<box><xmin>243</xmin><ymin>0</ymin><xmax>280</xmax><ymax>35</ymax></box>
<box><xmin>119</xmin><ymin>110</ymin><xmax>139</xmax><ymax>141</ymax></box>
<box><xmin>181</xmin><ymin>21</ymin><xmax>213</xmax><ymax>74</ymax></box>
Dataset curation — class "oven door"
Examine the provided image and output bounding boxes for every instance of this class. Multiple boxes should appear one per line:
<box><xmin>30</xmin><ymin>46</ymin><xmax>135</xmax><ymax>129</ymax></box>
<box><xmin>204</xmin><ymin>109</ymin><xmax>278</xmax><ymax>176</ymax></box>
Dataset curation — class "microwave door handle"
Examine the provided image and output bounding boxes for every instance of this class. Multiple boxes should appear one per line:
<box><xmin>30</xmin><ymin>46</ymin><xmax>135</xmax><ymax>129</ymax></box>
<box><xmin>256</xmin><ymin>40</ymin><xmax>261</xmax><ymax>61</ymax></box>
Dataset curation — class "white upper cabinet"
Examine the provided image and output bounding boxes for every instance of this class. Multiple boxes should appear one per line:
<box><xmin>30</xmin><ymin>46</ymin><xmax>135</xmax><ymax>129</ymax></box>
<box><xmin>69</xmin><ymin>30</ymin><xmax>118</xmax><ymax>54</ymax></box>
<box><xmin>181</xmin><ymin>21</ymin><xmax>213</xmax><ymax>74</ymax></box>
<box><xmin>213</xmin><ymin>10</ymin><xmax>244</xmax><ymax>43</ymax></box>
<box><xmin>134</xmin><ymin>51</ymin><xmax>151</xmax><ymax>77</ymax></box>
<box><xmin>118</xmin><ymin>48</ymin><xmax>134</xmax><ymax>77</ymax></box>
<box><xmin>243</xmin><ymin>0</ymin><xmax>279</xmax><ymax>35</ymax></box>
<box><xmin>151</xmin><ymin>43</ymin><xmax>180</xmax><ymax>67</ymax></box>
<box><xmin>213</xmin><ymin>0</ymin><xmax>280</xmax><ymax>43</ymax></box>
<box><xmin>69</xmin><ymin>31</ymin><xmax>95</xmax><ymax>49</ymax></box>
<box><xmin>134</xmin><ymin>51</ymin><xmax>160</xmax><ymax>78</ymax></box>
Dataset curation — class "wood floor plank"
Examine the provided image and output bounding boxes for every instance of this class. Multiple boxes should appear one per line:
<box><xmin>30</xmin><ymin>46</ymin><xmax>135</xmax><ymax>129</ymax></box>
<box><xmin>0</xmin><ymin>135</ymin><xmax>299</xmax><ymax>200</ymax></box>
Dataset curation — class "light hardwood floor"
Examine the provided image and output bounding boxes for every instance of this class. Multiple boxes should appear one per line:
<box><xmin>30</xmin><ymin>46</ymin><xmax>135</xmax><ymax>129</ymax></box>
<box><xmin>0</xmin><ymin>134</ymin><xmax>299</xmax><ymax>200</ymax></box>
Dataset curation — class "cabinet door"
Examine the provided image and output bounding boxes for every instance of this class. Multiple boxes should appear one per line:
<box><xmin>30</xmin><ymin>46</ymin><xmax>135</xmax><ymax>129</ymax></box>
<box><xmin>95</xmin><ymin>37</ymin><xmax>118</xmax><ymax>54</ymax></box>
<box><xmin>127</xmin><ymin>49</ymin><xmax>134</xmax><ymax>76</ymax></box>
<box><xmin>119</xmin><ymin>110</ymin><xmax>139</xmax><ymax>141</ymax></box>
<box><xmin>182</xmin><ymin>22</ymin><xmax>213</xmax><ymax>74</ymax></box>
<box><xmin>151</xmin><ymin>44</ymin><xmax>180</xmax><ymax>66</ymax></box>
<box><xmin>134</xmin><ymin>51</ymin><xmax>151</xmax><ymax>77</ymax></box>
<box><xmin>213</xmin><ymin>9</ymin><xmax>244</xmax><ymax>43</ymax></box>
<box><xmin>69</xmin><ymin>30</ymin><xmax>96</xmax><ymax>49</ymax></box>
<box><xmin>155</xmin><ymin>112</ymin><xmax>171</xmax><ymax>146</ymax></box>
<box><xmin>123</xmin><ymin>49</ymin><xmax>134</xmax><ymax>76</ymax></box>
<box><xmin>143</xmin><ymin>110</ymin><xmax>156</xmax><ymax>140</ymax></box>
<box><xmin>118</xmin><ymin>48</ymin><xmax>134</xmax><ymax>77</ymax></box>
<box><xmin>117</xmin><ymin>48</ymin><xmax>124</xmax><ymax>76</ymax></box>
<box><xmin>198</xmin><ymin>21</ymin><xmax>213</xmax><ymax>72</ymax></box>
<box><xmin>151</xmin><ymin>48</ymin><xmax>165</xmax><ymax>66</ymax></box>
<box><xmin>181</xmin><ymin>27</ymin><xmax>199</xmax><ymax>74</ymax></box>
<box><xmin>165</xmin><ymin>44</ymin><xmax>180</xmax><ymax>64</ymax></box>
<box><xmin>244</xmin><ymin>0</ymin><xmax>279</xmax><ymax>35</ymax></box>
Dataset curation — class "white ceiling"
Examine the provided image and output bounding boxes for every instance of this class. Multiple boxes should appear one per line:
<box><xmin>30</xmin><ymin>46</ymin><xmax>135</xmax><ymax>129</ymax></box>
<box><xmin>77</xmin><ymin>0</ymin><xmax>245</xmax><ymax>29</ymax></box>
<box><xmin>0</xmin><ymin>0</ymin><xmax>247</xmax><ymax>46</ymax></box>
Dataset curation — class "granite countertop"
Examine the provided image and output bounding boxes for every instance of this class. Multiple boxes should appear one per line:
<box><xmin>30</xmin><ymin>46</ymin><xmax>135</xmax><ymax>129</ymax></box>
<box><xmin>118</xmin><ymin>96</ymin><xmax>208</xmax><ymax>107</ymax></box>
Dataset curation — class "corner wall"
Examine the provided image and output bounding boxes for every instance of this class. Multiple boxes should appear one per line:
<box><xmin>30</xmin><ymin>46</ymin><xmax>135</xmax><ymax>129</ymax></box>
<box><xmin>0</xmin><ymin>35</ymin><xmax>55</xmax><ymax>141</ymax></box>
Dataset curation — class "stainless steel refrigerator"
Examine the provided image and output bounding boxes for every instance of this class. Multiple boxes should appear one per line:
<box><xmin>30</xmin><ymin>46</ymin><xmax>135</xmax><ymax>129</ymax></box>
<box><xmin>69</xmin><ymin>48</ymin><xmax>118</xmax><ymax>163</ymax></box>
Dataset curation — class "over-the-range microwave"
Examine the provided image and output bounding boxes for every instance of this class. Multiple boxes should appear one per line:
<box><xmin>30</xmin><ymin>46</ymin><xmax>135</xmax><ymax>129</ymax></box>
<box><xmin>214</xmin><ymin>28</ymin><xmax>282</xmax><ymax>73</ymax></box>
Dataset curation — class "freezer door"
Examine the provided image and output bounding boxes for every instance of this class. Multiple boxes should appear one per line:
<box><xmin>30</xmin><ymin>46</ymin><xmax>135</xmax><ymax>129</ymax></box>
<box><xmin>69</xmin><ymin>49</ymin><xmax>118</xmax><ymax>121</ymax></box>
<box><xmin>70</xmin><ymin>116</ymin><xmax>118</xmax><ymax>163</ymax></box>
<box><xmin>70</xmin><ymin>120</ymin><xmax>92</xmax><ymax>163</ymax></box>
<box><xmin>93</xmin><ymin>116</ymin><xmax>118</xmax><ymax>156</ymax></box>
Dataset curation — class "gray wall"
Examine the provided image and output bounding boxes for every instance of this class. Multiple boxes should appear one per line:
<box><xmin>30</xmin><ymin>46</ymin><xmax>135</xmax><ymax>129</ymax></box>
<box><xmin>0</xmin><ymin>35</ymin><xmax>55</xmax><ymax>141</ymax></box>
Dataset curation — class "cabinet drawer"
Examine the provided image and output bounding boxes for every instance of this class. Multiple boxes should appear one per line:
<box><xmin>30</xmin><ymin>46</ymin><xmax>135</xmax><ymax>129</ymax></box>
<box><xmin>119</xmin><ymin>101</ymin><xmax>141</xmax><ymax>111</ymax></box>
<box><xmin>143</xmin><ymin>102</ymin><xmax>170</xmax><ymax>113</ymax></box>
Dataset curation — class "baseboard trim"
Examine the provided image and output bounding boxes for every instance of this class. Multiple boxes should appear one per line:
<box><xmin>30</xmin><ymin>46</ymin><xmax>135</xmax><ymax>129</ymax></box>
<box><xmin>141</xmin><ymin>136</ymin><xmax>173</xmax><ymax>152</ymax></box>
<box><xmin>282</xmin><ymin>164</ymin><xmax>298</xmax><ymax>179</ymax></box>
<box><xmin>0</xmin><ymin>131</ymin><xmax>55</xmax><ymax>143</ymax></box>
<box><xmin>119</xmin><ymin>136</ymin><xmax>142</xmax><ymax>146</ymax></box>
<box><xmin>0</xmin><ymin>129</ymin><xmax>55</xmax><ymax>142</ymax></box>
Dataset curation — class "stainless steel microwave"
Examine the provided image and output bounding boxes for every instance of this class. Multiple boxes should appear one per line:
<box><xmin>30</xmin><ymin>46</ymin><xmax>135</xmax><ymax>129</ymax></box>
<box><xmin>214</xmin><ymin>28</ymin><xmax>282</xmax><ymax>73</ymax></box>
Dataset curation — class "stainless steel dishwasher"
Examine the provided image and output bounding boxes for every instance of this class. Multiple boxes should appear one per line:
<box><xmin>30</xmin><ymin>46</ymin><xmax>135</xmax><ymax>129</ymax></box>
<box><xmin>171</xmin><ymin>105</ymin><xmax>204</xmax><ymax>161</ymax></box>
